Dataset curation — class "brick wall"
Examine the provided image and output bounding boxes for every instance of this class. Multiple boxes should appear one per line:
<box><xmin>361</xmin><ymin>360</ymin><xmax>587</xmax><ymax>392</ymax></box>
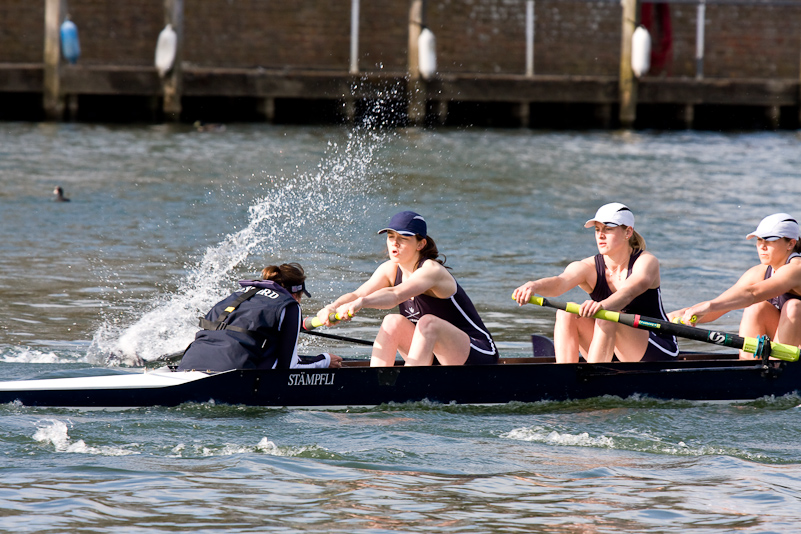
<box><xmin>183</xmin><ymin>0</ymin><xmax>351</xmax><ymax>69</ymax></box>
<box><xmin>0</xmin><ymin>1</ymin><xmax>44</xmax><ymax>63</ymax></box>
<box><xmin>1</xmin><ymin>0</ymin><xmax>798</xmax><ymax>78</ymax></box>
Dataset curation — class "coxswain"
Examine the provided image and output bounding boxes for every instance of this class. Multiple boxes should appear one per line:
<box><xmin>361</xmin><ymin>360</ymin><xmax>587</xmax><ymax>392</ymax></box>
<box><xmin>177</xmin><ymin>263</ymin><xmax>342</xmax><ymax>372</ymax></box>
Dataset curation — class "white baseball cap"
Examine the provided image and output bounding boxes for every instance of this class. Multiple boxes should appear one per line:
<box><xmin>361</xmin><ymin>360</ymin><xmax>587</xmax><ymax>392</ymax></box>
<box><xmin>746</xmin><ymin>213</ymin><xmax>800</xmax><ymax>241</ymax></box>
<box><xmin>584</xmin><ymin>203</ymin><xmax>635</xmax><ymax>229</ymax></box>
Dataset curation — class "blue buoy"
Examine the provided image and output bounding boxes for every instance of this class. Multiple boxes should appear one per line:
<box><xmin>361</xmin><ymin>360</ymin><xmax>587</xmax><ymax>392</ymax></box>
<box><xmin>60</xmin><ymin>18</ymin><xmax>81</xmax><ymax>64</ymax></box>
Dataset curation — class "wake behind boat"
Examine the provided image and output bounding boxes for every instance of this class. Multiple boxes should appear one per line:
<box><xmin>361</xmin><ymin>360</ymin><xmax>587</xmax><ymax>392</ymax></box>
<box><xmin>0</xmin><ymin>351</ymin><xmax>798</xmax><ymax>408</ymax></box>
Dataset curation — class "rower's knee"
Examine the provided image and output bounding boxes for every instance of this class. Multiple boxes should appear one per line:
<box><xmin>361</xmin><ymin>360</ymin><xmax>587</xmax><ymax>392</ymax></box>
<box><xmin>782</xmin><ymin>299</ymin><xmax>801</xmax><ymax>320</ymax></box>
<box><xmin>414</xmin><ymin>314</ymin><xmax>442</xmax><ymax>336</ymax></box>
<box><xmin>380</xmin><ymin>314</ymin><xmax>407</xmax><ymax>335</ymax></box>
<box><xmin>555</xmin><ymin>309</ymin><xmax>576</xmax><ymax>324</ymax></box>
<box><xmin>743</xmin><ymin>300</ymin><xmax>773</xmax><ymax>320</ymax></box>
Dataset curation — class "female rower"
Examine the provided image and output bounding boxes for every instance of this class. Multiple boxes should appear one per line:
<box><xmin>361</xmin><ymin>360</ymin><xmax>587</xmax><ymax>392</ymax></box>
<box><xmin>178</xmin><ymin>263</ymin><xmax>342</xmax><ymax>372</ymax></box>
<box><xmin>315</xmin><ymin>211</ymin><xmax>498</xmax><ymax>367</ymax></box>
<box><xmin>673</xmin><ymin>213</ymin><xmax>801</xmax><ymax>358</ymax></box>
<box><xmin>513</xmin><ymin>202</ymin><xmax>678</xmax><ymax>363</ymax></box>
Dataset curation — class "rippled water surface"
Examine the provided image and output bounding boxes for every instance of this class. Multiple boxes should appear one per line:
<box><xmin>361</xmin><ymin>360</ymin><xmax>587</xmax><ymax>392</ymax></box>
<box><xmin>1</xmin><ymin>120</ymin><xmax>801</xmax><ymax>532</ymax></box>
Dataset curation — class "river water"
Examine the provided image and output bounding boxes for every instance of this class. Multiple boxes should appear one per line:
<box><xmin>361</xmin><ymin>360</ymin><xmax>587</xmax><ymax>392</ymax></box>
<box><xmin>1</xmin><ymin>119</ymin><xmax>801</xmax><ymax>532</ymax></box>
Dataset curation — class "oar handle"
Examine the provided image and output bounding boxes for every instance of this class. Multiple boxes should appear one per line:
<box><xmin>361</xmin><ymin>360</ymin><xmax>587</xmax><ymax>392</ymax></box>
<box><xmin>303</xmin><ymin>311</ymin><xmax>352</xmax><ymax>331</ymax></box>
<box><xmin>524</xmin><ymin>295</ymin><xmax>800</xmax><ymax>362</ymax></box>
<box><xmin>527</xmin><ymin>296</ymin><xmax>622</xmax><ymax>322</ymax></box>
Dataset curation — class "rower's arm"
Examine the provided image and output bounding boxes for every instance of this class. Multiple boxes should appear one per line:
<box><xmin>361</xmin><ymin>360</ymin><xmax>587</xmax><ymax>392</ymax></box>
<box><xmin>513</xmin><ymin>259</ymin><xmax>594</xmax><ymax>305</ymax></box>
<box><xmin>682</xmin><ymin>266</ymin><xmax>765</xmax><ymax>323</ymax></box>
<box><xmin>338</xmin><ymin>261</ymin><xmax>445</xmax><ymax>315</ymax></box>
<box><xmin>316</xmin><ymin>263</ymin><xmax>393</xmax><ymax>324</ymax></box>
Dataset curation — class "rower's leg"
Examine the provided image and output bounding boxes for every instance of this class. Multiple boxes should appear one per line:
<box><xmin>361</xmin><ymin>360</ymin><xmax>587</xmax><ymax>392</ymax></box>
<box><xmin>607</xmin><ymin>323</ymin><xmax>650</xmax><ymax>362</ymax></box>
<box><xmin>554</xmin><ymin>310</ymin><xmax>594</xmax><ymax>363</ymax></box>
<box><xmin>739</xmin><ymin>301</ymin><xmax>779</xmax><ymax>359</ymax></box>
<box><xmin>585</xmin><ymin>318</ymin><xmax>628</xmax><ymax>363</ymax></box>
<box><xmin>775</xmin><ymin>299</ymin><xmax>801</xmax><ymax>348</ymax></box>
<box><xmin>405</xmin><ymin>315</ymin><xmax>471</xmax><ymax>366</ymax></box>
<box><xmin>371</xmin><ymin>314</ymin><xmax>415</xmax><ymax>367</ymax></box>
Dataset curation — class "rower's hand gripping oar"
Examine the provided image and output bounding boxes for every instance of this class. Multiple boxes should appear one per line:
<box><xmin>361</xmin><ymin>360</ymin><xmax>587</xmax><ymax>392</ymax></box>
<box><xmin>521</xmin><ymin>295</ymin><xmax>800</xmax><ymax>362</ymax></box>
<box><xmin>302</xmin><ymin>311</ymin><xmax>352</xmax><ymax>331</ymax></box>
<box><xmin>300</xmin><ymin>311</ymin><xmax>373</xmax><ymax>346</ymax></box>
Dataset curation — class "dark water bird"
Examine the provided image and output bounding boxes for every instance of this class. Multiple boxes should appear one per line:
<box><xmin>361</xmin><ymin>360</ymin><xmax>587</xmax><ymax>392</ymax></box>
<box><xmin>53</xmin><ymin>186</ymin><xmax>70</xmax><ymax>202</ymax></box>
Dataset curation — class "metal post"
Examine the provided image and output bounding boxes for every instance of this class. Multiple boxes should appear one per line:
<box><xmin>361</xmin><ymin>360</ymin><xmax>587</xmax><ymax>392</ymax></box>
<box><xmin>43</xmin><ymin>0</ymin><xmax>65</xmax><ymax>121</ymax></box>
<box><xmin>350</xmin><ymin>0</ymin><xmax>360</xmax><ymax>74</ymax></box>
<box><xmin>162</xmin><ymin>0</ymin><xmax>183</xmax><ymax>120</ymax></box>
<box><xmin>681</xmin><ymin>103</ymin><xmax>694</xmax><ymax>129</ymax></box>
<box><xmin>695</xmin><ymin>0</ymin><xmax>705</xmax><ymax>79</ymax></box>
<box><xmin>619</xmin><ymin>0</ymin><xmax>639</xmax><ymax>128</ymax></box>
<box><xmin>525</xmin><ymin>0</ymin><xmax>535</xmax><ymax>77</ymax></box>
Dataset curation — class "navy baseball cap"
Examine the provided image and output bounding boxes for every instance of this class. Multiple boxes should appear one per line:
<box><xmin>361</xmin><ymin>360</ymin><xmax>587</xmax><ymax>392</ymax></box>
<box><xmin>378</xmin><ymin>211</ymin><xmax>427</xmax><ymax>237</ymax></box>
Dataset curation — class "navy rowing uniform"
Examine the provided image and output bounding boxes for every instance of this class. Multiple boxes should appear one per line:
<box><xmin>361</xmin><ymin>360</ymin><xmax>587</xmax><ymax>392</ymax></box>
<box><xmin>765</xmin><ymin>252</ymin><xmax>801</xmax><ymax>310</ymax></box>
<box><xmin>393</xmin><ymin>261</ymin><xmax>498</xmax><ymax>364</ymax></box>
<box><xmin>177</xmin><ymin>280</ymin><xmax>330</xmax><ymax>372</ymax></box>
<box><xmin>589</xmin><ymin>251</ymin><xmax>679</xmax><ymax>361</ymax></box>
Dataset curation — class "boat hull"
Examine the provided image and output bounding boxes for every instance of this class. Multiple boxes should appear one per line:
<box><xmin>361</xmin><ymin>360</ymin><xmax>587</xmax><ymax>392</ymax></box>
<box><xmin>0</xmin><ymin>358</ymin><xmax>798</xmax><ymax>408</ymax></box>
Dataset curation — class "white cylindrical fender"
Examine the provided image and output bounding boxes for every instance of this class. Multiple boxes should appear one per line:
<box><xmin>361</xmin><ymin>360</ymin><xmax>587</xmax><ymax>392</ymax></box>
<box><xmin>155</xmin><ymin>24</ymin><xmax>178</xmax><ymax>77</ymax></box>
<box><xmin>60</xmin><ymin>19</ymin><xmax>81</xmax><ymax>64</ymax></box>
<box><xmin>418</xmin><ymin>27</ymin><xmax>437</xmax><ymax>80</ymax></box>
<box><xmin>631</xmin><ymin>25</ymin><xmax>651</xmax><ymax>78</ymax></box>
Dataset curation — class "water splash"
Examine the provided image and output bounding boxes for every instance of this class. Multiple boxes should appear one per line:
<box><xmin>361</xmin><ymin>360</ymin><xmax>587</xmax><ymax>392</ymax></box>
<box><xmin>0</xmin><ymin>346</ymin><xmax>70</xmax><ymax>364</ymax></box>
<box><xmin>33</xmin><ymin>418</ymin><xmax>139</xmax><ymax>456</ymax></box>
<box><xmin>88</xmin><ymin>105</ymin><xmax>399</xmax><ymax>366</ymax></box>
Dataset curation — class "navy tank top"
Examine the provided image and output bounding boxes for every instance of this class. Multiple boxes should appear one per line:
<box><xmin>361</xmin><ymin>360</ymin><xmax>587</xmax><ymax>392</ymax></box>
<box><xmin>393</xmin><ymin>261</ymin><xmax>497</xmax><ymax>357</ymax></box>
<box><xmin>589</xmin><ymin>251</ymin><xmax>664</xmax><ymax>316</ymax></box>
<box><xmin>588</xmin><ymin>251</ymin><xmax>678</xmax><ymax>359</ymax></box>
<box><xmin>765</xmin><ymin>252</ymin><xmax>801</xmax><ymax>310</ymax></box>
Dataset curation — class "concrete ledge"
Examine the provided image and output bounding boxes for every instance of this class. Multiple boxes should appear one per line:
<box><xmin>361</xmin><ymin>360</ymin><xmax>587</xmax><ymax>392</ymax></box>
<box><xmin>3</xmin><ymin>63</ymin><xmax>798</xmax><ymax>106</ymax></box>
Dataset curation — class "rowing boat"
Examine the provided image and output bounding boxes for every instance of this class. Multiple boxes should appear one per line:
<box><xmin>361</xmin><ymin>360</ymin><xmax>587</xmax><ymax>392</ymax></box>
<box><xmin>0</xmin><ymin>350</ymin><xmax>797</xmax><ymax>408</ymax></box>
<box><xmin>3</xmin><ymin>299</ymin><xmax>799</xmax><ymax>408</ymax></box>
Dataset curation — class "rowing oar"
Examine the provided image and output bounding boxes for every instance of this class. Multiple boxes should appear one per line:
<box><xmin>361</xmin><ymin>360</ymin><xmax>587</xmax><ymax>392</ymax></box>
<box><xmin>301</xmin><ymin>312</ymin><xmax>374</xmax><ymax>346</ymax></box>
<box><xmin>522</xmin><ymin>295</ymin><xmax>800</xmax><ymax>362</ymax></box>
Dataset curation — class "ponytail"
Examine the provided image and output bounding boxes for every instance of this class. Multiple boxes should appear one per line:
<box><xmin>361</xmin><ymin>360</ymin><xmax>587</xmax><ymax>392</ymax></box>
<box><xmin>418</xmin><ymin>235</ymin><xmax>448</xmax><ymax>267</ymax></box>
<box><xmin>261</xmin><ymin>263</ymin><xmax>306</xmax><ymax>295</ymax></box>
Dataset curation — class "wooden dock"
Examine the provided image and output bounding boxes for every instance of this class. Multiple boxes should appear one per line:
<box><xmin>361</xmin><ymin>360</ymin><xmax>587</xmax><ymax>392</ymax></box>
<box><xmin>3</xmin><ymin>62</ymin><xmax>797</xmax><ymax>129</ymax></box>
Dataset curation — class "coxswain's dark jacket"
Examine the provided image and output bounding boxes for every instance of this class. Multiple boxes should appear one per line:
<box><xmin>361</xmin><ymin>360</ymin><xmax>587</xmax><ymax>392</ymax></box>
<box><xmin>177</xmin><ymin>280</ymin><xmax>329</xmax><ymax>372</ymax></box>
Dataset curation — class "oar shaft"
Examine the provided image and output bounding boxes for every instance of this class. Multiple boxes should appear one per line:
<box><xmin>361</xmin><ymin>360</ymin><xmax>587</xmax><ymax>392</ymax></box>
<box><xmin>301</xmin><ymin>329</ymin><xmax>374</xmax><ymax>346</ymax></box>
<box><xmin>527</xmin><ymin>296</ymin><xmax>799</xmax><ymax>362</ymax></box>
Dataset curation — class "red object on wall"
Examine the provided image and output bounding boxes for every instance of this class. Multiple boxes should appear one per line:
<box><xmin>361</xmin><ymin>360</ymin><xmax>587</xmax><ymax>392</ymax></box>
<box><xmin>641</xmin><ymin>2</ymin><xmax>673</xmax><ymax>76</ymax></box>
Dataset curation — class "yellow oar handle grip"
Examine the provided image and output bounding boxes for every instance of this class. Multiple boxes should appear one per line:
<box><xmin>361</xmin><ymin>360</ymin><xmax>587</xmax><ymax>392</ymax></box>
<box><xmin>303</xmin><ymin>311</ymin><xmax>353</xmax><ymax>330</ymax></box>
<box><xmin>671</xmin><ymin>316</ymin><xmax>698</xmax><ymax>326</ymax></box>
<box><xmin>523</xmin><ymin>295</ymin><xmax>620</xmax><ymax>322</ymax></box>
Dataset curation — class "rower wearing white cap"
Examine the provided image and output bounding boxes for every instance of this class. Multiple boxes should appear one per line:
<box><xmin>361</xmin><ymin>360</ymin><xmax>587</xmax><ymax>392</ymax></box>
<box><xmin>673</xmin><ymin>213</ymin><xmax>801</xmax><ymax>358</ymax></box>
<box><xmin>315</xmin><ymin>210</ymin><xmax>498</xmax><ymax>367</ymax></box>
<box><xmin>513</xmin><ymin>202</ymin><xmax>678</xmax><ymax>363</ymax></box>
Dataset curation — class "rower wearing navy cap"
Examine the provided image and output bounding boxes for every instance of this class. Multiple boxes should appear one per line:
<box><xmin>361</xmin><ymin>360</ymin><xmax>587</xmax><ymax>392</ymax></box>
<box><xmin>514</xmin><ymin>202</ymin><xmax>678</xmax><ymax>363</ymax></box>
<box><xmin>315</xmin><ymin>211</ymin><xmax>498</xmax><ymax>367</ymax></box>
<box><xmin>672</xmin><ymin>213</ymin><xmax>801</xmax><ymax>358</ymax></box>
<box><xmin>177</xmin><ymin>263</ymin><xmax>342</xmax><ymax>372</ymax></box>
